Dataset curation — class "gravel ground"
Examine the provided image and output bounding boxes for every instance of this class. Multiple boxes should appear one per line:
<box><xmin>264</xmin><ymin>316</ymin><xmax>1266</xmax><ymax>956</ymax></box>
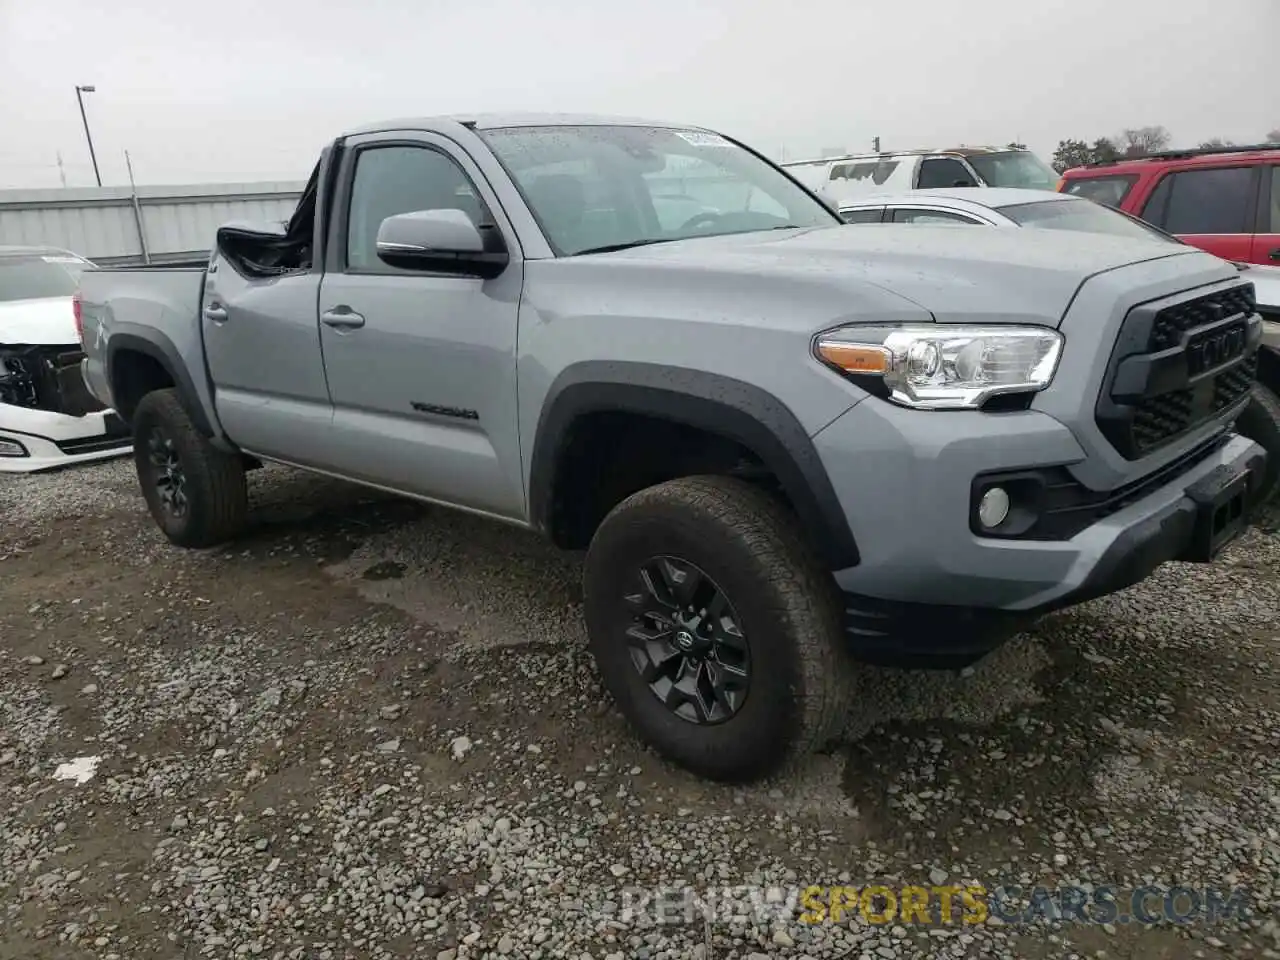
<box><xmin>1</xmin><ymin>457</ymin><xmax>1279</xmax><ymax>960</ymax></box>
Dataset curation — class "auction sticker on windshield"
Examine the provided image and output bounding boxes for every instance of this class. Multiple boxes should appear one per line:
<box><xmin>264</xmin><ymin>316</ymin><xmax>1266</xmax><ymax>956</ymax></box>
<box><xmin>673</xmin><ymin>130</ymin><xmax>733</xmax><ymax>147</ymax></box>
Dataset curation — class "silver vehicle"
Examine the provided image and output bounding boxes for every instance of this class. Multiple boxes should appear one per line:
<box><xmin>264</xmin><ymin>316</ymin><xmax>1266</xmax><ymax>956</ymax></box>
<box><xmin>76</xmin><ymin>115</ymin><xmax>1268</xmax><ymax>782</ymax></box>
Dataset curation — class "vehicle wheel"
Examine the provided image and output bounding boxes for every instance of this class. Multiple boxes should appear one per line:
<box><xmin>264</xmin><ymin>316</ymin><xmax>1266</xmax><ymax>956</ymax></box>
<box><xmin>583</xmin><ymin>475</ymin><xmax>852</xmax><ymax>782</ymax></box>
<box><xmin>131</xmin><ymin>388</ymin><xmax>248</xmax><ymax>548</ymax></box>
<box><xmin>1236</xmin><ymin>382</ymin><xmax>1280</xmax><ymax>506</ymax></box>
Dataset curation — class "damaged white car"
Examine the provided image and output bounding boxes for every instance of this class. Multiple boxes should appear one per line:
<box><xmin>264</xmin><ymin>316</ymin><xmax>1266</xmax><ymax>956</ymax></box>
<box><xmin>0</xmin><ymin>246</ymin><xmax>131</xmax><ymax>472</ymax></box>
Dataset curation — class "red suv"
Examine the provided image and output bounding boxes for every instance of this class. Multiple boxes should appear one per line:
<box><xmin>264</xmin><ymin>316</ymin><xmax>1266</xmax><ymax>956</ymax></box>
<box><xmin>1058</xmin><ymin>144</ymin><xmax>1280</xmax><ymax>266</ymax></box>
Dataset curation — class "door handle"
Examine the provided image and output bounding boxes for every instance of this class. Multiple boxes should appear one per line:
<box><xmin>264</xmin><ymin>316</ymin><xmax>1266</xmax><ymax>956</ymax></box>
<box><xmin>321</xmin><ymin>306</ymin><xmax>366</xmax><ymax>331</ymax></box>
<box><xmin>204</xmin><ymin>303</ymin><xmax>228</xmax><ymax>323</ymax></box>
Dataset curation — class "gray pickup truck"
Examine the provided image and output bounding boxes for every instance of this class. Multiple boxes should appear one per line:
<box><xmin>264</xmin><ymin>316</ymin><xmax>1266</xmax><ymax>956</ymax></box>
<box><xmin>77</xmin><ymin>113</ymin><xmax>1269</xmax><ymax>782</ymax></box>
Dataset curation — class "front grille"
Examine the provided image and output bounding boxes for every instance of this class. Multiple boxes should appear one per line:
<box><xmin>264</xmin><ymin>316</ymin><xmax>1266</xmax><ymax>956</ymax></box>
<box><xmin>1096</xmin><ymin>281</ymin><xmax>1260</xmax><ymax>460</ymax></box>
<box><xmin>1149</xmin><ymin>285</ymin><xmax>1255</xmax><ymax>350</ymax></box>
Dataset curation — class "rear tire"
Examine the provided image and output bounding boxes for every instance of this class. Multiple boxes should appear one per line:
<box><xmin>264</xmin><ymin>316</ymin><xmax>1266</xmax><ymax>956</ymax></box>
<box><xmin>131</xmin><ymin>388</ymin><xmax>248</xmax><ymax>548</ymax></box>
<box><xmin>583</xmin><ymin>475</ymin><xmax>852</xmax><ymax>782</ymax></box>
<box><xmin>1236</xmin><ymin>382</ymin><xmax>1280</xmax><ymax>506</ymax></box>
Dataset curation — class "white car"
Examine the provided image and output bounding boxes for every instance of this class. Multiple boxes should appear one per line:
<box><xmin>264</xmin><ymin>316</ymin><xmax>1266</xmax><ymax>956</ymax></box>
<box><xmin>0</xmin><ymin>246</ymin><xmax>131</xmax><ymax>473</ymax></box>
<box><xmin>836</xmin><ymin>187</ymin><xmax>1175</xmax><ymax>239</ymax></box>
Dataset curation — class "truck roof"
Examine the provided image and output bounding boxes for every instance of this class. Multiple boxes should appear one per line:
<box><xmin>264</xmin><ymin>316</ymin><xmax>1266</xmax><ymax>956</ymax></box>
<box><xmin>783</xmin><ymin>146</ymin><xmax>1028</xmax><ymax>167</ymax></box>
<box><xmin>342</xmin><ymin>112</ymin><xmax>714</xmax><ymax>138</ymax></box>
<box><xmin>1065</xmin><ymin>142</ymin><xmax>1280</xmax><ymax>175</ymax></box>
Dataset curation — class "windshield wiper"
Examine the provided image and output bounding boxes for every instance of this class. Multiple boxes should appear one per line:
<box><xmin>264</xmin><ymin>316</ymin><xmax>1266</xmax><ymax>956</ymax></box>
<box><xmin>574</xmin><ymin>238</ymin><xmax>672</xmax><ymax>256</ymax></box>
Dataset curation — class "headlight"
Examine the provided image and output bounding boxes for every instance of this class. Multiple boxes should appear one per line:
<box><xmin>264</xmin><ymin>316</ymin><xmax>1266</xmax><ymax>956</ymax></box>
<box><xmin>814</xmin><ymin>324</ymin><xmax>1064</xmax><ymax>410</ymax></box>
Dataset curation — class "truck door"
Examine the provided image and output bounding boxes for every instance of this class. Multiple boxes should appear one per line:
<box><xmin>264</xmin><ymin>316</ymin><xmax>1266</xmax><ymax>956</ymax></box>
<box><xmin>1138</xmin><ymin>165</ymin><xmax>1260</xmax><ymax>264</ymax></box>
<box><xmin>201</xmin><ymin>232</ymin><xmax>331</xmax><ymax>464</ymax></box>
<box><xmin>316</xmin><ymin>132</ymin><xmax>526</xmax><ymax>520</ymax></box>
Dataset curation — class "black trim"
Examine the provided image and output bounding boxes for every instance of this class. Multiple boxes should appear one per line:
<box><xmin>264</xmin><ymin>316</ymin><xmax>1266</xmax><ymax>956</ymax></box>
<box><xmin>968</xmin><ymin>433</ymin><xmax>1229</xmax><ymax>541</ymax></box>
<box><xmin>410</xmin><ymin>401</ymin><xmax>479</xmax><ymax>421</ymax></box>
<box><xmin>106</xmin><ymin>332</ymin><xmax>214</xmax><ymax>436</ymax></box>
<box><xmin>529</xmin><ymin>361</ymin><xmax>860</xmax><ymax>570</ymax></box>
<box><xmin>843</xmin><ymin>442</ymin><xmax>1269</xmax><ymax>669</ymax></box>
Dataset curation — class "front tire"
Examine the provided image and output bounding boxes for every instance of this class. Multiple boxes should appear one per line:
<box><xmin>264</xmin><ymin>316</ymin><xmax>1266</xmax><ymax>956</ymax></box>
<box><xmin>1236</xmin><ymin>382</ymin><xmax>1280</xmax><ymax>506</ymax></box>
<box><xmin>131</xmin><ymin>388</ymin><xmax>248</xmax><ymax>548</ymax></box>
<box><xmin>583</xmin><ymin>475</ymin><xmax>852</xmax><ymax>782</ymax></box>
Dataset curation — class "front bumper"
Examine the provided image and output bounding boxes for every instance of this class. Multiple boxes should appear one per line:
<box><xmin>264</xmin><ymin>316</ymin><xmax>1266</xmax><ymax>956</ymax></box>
<box><xmin>0</xmin><ymin>402</ymin><xmax>132</xmax><ymax>474</ymax></box>
<box><xmin>814</xmin><ymin>401</ymin><xmax>1267</xmax><ymax>665</ymax></box>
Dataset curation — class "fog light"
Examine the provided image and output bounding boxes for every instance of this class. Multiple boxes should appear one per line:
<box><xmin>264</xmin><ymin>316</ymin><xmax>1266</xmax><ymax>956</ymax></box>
<box><xmin>978</xmin><ymin>486</ymin><xmax>1010</xmax><ymax>528</ymax></box>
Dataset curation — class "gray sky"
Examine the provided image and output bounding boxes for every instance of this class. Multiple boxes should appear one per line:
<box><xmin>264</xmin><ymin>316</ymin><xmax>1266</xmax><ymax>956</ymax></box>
<box><xmin>1</xmin><ymin>0</ymin><xmax>1276</xmax><ymax>189</ymax></box>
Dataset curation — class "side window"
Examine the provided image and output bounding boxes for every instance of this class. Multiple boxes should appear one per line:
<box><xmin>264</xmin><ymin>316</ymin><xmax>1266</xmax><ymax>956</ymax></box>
<box><xmin>1064</xmin><ymin>176</ymin><xmax>1136</xmax><ymax>208</ymax></box>
<box><xmin>891</xmin><ymin>208</ymin><xmax>980</xmax><ymax>225</ymax></box>
<box><xmin>832</xmin><ymin>161</ymin><xmax>900</xmax><ymax>186</ymax></box>
<box><xmin>1269</xmin><ymin>166</ymin><xmax>1280</xmax><ymax>232</ymax></box>
<box><xmin>840</xmin><ymin>207</ymin><xmax>884</xmax><ymax>223</ymax></box>
<box><xmin>917</xmin><ymin>158</ymin><xmax>978</xmax><ymax>189</ymax></box>
<box><xmin>1140</xmin><ymin>175</ymin><xmax>1173</xmax><ymax>227</ymax></box>
<box><xmin>1151</xmin><ymin>167</ymin><xmax>1256</xmax><ymax>234</ymax></box>
<box><xmin>345</xmin><ymin>145</ymin><xmax>489</xmax><ymax>272</ymax></box>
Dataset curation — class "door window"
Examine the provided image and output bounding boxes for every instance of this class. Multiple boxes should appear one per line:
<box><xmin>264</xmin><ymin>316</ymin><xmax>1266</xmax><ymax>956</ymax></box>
<box><xmin>1269</xmin><ymin>166</ymin><xmax>1280</xmax><ymax>232</ymax></box>
<box><xmin>1143</xmin><ymin>167</ymin><xmax>1256</xmax><ymax>234</ymax></box>
<box><xmin>840</xmin><ymin>207</ymin><xmax>884</xmax><ymax>223</ymax></box>
<box><xmin>1062</xmin><ymin>175</ymin><xmax>1137</xmax><ymax>208</ymax></box>
<box><xmin>917</xmin><ymin>158</ymin><xmax>978</xmax><ymax>188</ymax></box>
<box><xmin>890</xmin><ymin>208</ymin><xmax>980</xmax><ymax>224</ymax></box>
<box><xmin>345</xmin><ymin>145</ymin><xmax>490</xmax><ymax>273</ymax></box>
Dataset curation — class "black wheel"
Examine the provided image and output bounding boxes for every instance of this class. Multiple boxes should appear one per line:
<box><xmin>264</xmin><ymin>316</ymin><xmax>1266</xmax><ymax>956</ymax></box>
<box><xmin>131</xmin><ymin>388</ymin><xmax>248</xmax><ymax>548</ymax></box>
<box><xmin>1236</xmin><ymin>382</ymin><xmax>1280</xmax><ymax>506</ymax></box>
<box><xmin>583</xmin><ymin>475</ymin><xmax>852</xmax><ymax>782</ymax></box>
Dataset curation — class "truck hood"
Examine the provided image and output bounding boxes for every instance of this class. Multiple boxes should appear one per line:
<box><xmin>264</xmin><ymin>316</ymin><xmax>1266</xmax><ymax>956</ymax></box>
<box><xmin>602</xmin><ymin>224</ymin><xmax>1212</xmax><ymax>325</ymax></box>
<box><xmin>0</xmin><ymin>296</ymin><xmax>78</xmax><ymax>346</ymax></box>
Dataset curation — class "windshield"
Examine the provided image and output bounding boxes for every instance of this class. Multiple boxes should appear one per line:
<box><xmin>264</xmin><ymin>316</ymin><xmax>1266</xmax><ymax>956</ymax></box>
<box><xmin>967</xmin><ymin>151</ymin><xmax>1059</xmax><ymax>190</ymax></box>
<box><xmin>996</xmin><ymin>198</ymin><xmax>1177</xmax><ymax>243</ymax></box>
<box><xmin>478</xmin><ymin>125</ymin><xmax>840</xmax><ymax>255</ymax></box>
<box><xmin>0</xmin><ymin>254</ymin><xmax>91</xmax><ymax>303</ymax></box>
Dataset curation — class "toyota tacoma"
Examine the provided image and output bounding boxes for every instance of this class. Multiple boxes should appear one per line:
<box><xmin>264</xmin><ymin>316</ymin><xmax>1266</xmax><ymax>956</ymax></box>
<box><xmin>76</xmin><ymin>114</ymin><xmax>1268</xmax><ymax>782</ymax></box>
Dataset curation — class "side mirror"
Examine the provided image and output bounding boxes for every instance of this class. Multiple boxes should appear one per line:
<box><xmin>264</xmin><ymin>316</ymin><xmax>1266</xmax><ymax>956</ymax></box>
<box><xmin>375</xmin><ymin>209</ymin><xmax>508</xmax><ymax>278</ymax></box>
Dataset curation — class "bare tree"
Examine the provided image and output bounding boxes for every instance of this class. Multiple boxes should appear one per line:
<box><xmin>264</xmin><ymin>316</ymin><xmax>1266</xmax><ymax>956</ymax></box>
<box><xmin>1268</xmin><ymin>128</ymin><xmax>1280</xmax><ymax>143</ymax></box>
<box><xmin>1198</xmin><ymin>137</ymin><xmax>1235</xmax><ymax>150</ymax></box>
<box><xmin>1006</xmin><ymin>141</ymin><xmax>1028</xmax><ymax>151</ymax></box>
<box><xmin>1118</xmin><ymin>126</ymin><xmax>1172</xmax><ymax>157</ymax></box>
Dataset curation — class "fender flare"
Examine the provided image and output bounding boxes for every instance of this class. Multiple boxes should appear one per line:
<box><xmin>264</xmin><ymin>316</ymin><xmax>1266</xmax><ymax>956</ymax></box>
<box><xmin>106</xmin><ymin>332</ymin><xmax>215</xmax><ymax>437</ymax></box>
<box><xmin>529</xmin><ymin>360</ymin><xmax>860</xmax><ymax>570</ymax></box>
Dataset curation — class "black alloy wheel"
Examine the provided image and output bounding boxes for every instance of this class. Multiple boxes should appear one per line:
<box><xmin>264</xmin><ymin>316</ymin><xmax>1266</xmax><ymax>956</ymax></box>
<box><xmin>130</xmin><ymin>388</ymin><xmax>248</xmax><ymax>548</ymax></box>
<box><xmin>583</xmin><ymin>475</ymin><xmax>853</xmax><ymax>782</ymax></box>
<box><xmin>146</xmin><ymin>426</ymin><xmax>188</xmax><ymax>519</ymax></box>
<box><xmin>624</xmin><ymin>556</ymin><xmax>751</xmax><ymax>724</ymax></box>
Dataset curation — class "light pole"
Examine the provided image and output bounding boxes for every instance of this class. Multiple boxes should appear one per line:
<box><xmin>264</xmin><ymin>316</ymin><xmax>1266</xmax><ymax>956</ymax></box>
<box><xmin>74</xmin><ymin>84</ymin><xmax>102</xmax><ymax>187</ymax></box>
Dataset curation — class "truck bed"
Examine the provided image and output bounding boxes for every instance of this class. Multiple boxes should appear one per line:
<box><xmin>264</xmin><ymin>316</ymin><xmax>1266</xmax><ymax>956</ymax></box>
<box><xmin>77</xmin><ymin>266</ymin><xmax>211</xmax><ymax>423</ymax></box>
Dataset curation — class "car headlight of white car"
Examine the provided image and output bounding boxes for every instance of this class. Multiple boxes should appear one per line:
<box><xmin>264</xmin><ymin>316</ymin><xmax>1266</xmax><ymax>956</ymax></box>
<box><xmin>814</xmin><ymin>324</ymin><xmax>1065</xmax><ymax>410</ymax></box>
